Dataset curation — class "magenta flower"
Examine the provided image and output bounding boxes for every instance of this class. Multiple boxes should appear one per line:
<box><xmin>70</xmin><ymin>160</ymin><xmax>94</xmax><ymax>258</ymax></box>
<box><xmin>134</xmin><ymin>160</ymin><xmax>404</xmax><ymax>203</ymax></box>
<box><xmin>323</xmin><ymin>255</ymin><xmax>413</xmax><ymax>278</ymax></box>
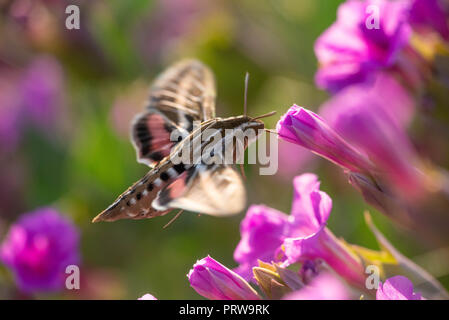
<box><xmin>282</xmin><ymin>228</ymin><xmax>365</xmax><ymax>287</ymax></box>
<box><xmin>319</xmin><ymin>74</ymin><xmax>423</xmax><ymax>199</ymax></box>
<box><xmin>409</xmin><ymin>0</ymin><xmax>449</xmax><ymax>40</ymax></box>
<box><xmin>234</xmin><ymin>174</ymin><xmax>366</xmax><ymax>287</ymax></box>
<box><xmin>233</xmin><ymin>205</ymin><xmax>291</xmax><ymax>280</ymax></box>
<box><xmin>0</xmin><ymin>208</ymin><xmax>80</xmax><ymax>293</ymax></box>
<box><xmin>376</xmin><ymin>276</ymin><xmax>424</xmax><ymax>300</ymax></box>
<box><xmin>138</xmin><ymin>293</ymin><xmax>158</xmax><ymax>300</ymax></box>
<box><xmin>315</xmin><ymin>0</ymin><xmax>411</xmax><ymax>92</ymax></box>
<box><xmin>188</xmin><ymin>256</ymin><xmax>260</xmax><ymax>300</ymax></box>
<box><xmin>278</xmin><ymin>101</ymin><xmax>425</xmax><ymax>201</ymax></box>
<box><xmin>276</xmin><ymin>105</ymin><xmax>374</xmax><ymax>174</ymax></box>
<box><xmin>277</xmin><ymin>105</ymin><xmax>449</xmax><ymax>238</ymax></box>
<box><xmin>283</xmin><ymin>273</ymin><xmax>349</xmax><ymax>300</ymax></box>
<box><xmin>320</xmin><ymin>72</ymin><xmax>414</xmax><ymax>128</ymax></box>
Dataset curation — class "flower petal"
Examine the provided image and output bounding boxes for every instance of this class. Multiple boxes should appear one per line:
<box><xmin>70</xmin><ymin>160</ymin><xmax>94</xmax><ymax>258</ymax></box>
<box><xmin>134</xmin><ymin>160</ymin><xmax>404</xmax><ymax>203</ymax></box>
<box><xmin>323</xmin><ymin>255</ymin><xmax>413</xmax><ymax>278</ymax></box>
<box><xmin>277</xmin><ymin>106</ymin><xmax>374</xmax><ymax>174</ymax></box>
<box><xmin>233</xmin><ymin>205</ymin><xmax>290</xmax><ymax>280</ymax></box>
<box><xmin>188</xmin><ymin>256</ymin><xmax>260</xmax><ymax>300</ymax></box>
<box><xmin>138</xmin><ymin>293</ymin><xmax>157</xmax><ymax>300</ymax></box>
<box><xmin>283</xmin><ymin>228</ymin><xmax>365</xmax><ymax>286</ymax></box>
<box><xmin>290</xmin><ymin>173</ymin><xmax>332</xmax><ymax>237</ymax></box>
<box><xmin>376</xmin><ymin>276</ymin><xmax>423</xmax><ymax>300</ymax></box>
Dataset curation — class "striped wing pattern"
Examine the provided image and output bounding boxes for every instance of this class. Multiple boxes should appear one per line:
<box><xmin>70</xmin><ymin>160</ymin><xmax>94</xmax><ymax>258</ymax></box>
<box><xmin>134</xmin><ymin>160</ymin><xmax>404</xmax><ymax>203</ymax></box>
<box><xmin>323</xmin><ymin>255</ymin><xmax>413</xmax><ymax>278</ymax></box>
<box><xmin>131</xmin><ymin>59</ymin><xmax>216</xmax><ymax>167</ymax></box>
<box><xmin>94</xmin><ymin>60</ymin><xmax>249</xmax><ymax>223</ymax></box>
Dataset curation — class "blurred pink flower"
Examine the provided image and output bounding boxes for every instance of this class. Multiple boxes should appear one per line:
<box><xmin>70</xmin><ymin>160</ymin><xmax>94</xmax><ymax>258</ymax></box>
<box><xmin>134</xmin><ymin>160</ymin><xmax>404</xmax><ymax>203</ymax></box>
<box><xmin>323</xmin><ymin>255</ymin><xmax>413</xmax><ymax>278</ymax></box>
<box><xmin>376</xmin><ymin>275</ymin><xmax>424</xmax><ymax>300</ymax></box>
<box><xmin>138</xmin><ymin>293</ymin><xmax>158</xmax><ymax>300</ymax></box>
<box><xmin>315</xmin><ymin>0</ymin><xmax>412</xmax><ymax>92</ymax></box>
<box><xmin>188</xmin><ymin>256</ymin><xmax>260</xmax><ymax>300</ymax></box>
<box><xmin>278</xmin><ymin>102</ymin><xmax>425</xmax><ymax>201</ymax></box>
<box><xmin>233</xmin><ymin>205</ymin><xmax>291</xmax><ymax>280</ymax></box>
<box><xmin>283</xmin><ymin>273</ymin><xmax>349</xmax><ymax>300</ymax></box>
<box><xmin>0</xmin><ymin>208</ymin><xmax>80</xmax><ymax>293</ymax></box>
<box><xmin>320</xmin><ymin>72</ymin><xmax>414</xmax><ymax>128</ymax></box>
<box><xmin>0</xmin><ymin>56</ymin><xmax>65</xmax><ymax>154</ymax></box>
<box><xmin>319</xmin><ymin>73</ymin><xmax>423</xmax><ymax>199</ymax></box>
<box><xmin>283</xmin><ymin>228</ymin><xmax>365</xmax><ymax>287</ymax></box>
<box><xmin>20</xmin><ymin>56</ymin><xmax>64</xmax><ymax>129</ymax></box>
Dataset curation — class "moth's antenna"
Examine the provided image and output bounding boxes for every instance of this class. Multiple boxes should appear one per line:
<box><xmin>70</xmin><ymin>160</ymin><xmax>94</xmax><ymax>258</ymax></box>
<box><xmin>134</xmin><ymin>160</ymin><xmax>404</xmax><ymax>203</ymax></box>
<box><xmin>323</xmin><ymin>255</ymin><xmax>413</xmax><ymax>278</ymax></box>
<box><xmin>244</xmin><ymin>72</ymin><xmax>249</xmax><ymax>116</ymax></box>
<box><xmin>253</xmin><ymin>111</ymin><xmax>277</xmax><ymax>120</ymax></box>
<box><xmin>163</xmin><ymin>210</ymin><xmax>184</xmax><ymax>229</ymax></box>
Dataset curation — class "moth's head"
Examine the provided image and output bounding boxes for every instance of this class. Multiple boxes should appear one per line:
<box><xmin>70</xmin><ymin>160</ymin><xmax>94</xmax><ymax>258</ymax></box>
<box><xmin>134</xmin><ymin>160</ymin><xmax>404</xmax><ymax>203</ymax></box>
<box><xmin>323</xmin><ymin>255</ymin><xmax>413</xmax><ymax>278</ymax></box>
<box><xmin>246</xmin><ymin>110</ymin><xmax>277</xmax><ymax>132</ymax></box>
<box><xmin>234</xmin><ymin>115</ymin><xmax>265</xmax><ymax>132</ymax></box>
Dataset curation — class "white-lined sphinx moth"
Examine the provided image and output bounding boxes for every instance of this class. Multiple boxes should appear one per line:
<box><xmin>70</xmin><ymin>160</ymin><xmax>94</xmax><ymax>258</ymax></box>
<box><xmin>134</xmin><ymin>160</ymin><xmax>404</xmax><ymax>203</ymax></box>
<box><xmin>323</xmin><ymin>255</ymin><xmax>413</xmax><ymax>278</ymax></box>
<box><xmin>92</xmin><ymin>59</ymin><xmax>271</xmax><ymax>223</ymax></box>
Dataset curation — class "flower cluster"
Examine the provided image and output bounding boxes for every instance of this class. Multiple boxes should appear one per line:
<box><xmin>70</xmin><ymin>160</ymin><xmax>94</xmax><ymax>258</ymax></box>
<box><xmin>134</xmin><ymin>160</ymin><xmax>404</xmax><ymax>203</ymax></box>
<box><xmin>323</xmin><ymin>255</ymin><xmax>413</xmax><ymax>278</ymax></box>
<box><xmin>278</xmin><ymin>0</ymin><xmax>449</xmax><ymax>242</ymax></box>
<box><xmin>0</xmin><ymin>208</ymin><xmax>80</xmax><ymax>294</ymax></box>
<box><xmin>315</xmin><ymin>0</ymin><xmax>448</xmax><ymax>92</ymax></box>
<box><xmin>183</xmin><ymin>174</ymin><xmax>448</xmax><ymax>300</ymax></box>
<box><xmin>315</xmin><ymin>0</ymin><xmax>412</xmax><ymax>92</ymax></box>
<box><xmin>233</xmin><ymin>174</ymin><xmax>365</xmax><ymax>287</ymax></box>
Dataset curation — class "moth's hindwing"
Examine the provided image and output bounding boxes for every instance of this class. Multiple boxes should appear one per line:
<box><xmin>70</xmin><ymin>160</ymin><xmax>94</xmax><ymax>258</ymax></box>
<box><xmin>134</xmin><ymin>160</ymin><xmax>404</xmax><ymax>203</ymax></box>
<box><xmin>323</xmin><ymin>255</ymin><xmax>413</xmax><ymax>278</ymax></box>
<box><xmin>131</xmin><ymin>110</ymin><xmax>190</xmax><ymax>167</ymax></box>
<box><xmin>153</xmin><ymin>164</ymin><xmax>246</xmax><ymax>216</ymax></box>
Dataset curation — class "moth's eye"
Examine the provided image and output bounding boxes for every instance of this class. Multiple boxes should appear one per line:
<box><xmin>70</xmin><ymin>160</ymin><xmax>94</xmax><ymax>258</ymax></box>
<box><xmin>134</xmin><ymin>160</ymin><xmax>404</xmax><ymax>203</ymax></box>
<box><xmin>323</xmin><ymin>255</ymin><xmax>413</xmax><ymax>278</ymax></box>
<box><xmin>210</xmin><ymin>150</ymin><xmax>215</xmax><ymax>157</ymax></box>
<box><xmin>177</xmin><ymin>136</ymin><xmax>182</xmax><ymax>142</ymax></box>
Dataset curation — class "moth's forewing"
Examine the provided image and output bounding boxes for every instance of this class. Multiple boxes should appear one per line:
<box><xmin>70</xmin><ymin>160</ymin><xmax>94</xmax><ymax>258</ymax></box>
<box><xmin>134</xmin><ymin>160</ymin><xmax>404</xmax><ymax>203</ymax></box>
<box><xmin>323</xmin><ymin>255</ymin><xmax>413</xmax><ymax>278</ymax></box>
<box><xmin>131</xmin><ymin>60</ymin><xmax>216</xmax><ymax>167</ymax></box>
<box><xmin>148</xmin><ymin>59</ymin><xmax>216</xmax><ymax>121</ymax></box>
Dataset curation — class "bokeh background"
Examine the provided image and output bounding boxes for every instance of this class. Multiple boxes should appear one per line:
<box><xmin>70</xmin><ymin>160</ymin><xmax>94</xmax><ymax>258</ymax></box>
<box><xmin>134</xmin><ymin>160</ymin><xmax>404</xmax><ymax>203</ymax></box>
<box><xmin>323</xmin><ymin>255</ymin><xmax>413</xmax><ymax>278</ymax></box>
<box><xmin>0</xmin><ymin>0</ymin><xmax>446</xmax><ymax>299</ymax></box>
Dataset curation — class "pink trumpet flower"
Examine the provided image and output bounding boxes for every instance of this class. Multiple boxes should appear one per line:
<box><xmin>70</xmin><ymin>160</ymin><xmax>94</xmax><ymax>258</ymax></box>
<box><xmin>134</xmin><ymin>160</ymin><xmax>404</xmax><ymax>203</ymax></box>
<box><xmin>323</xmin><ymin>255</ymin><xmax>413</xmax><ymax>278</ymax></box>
<box><xmin>188</xmin><ymin>256</ymin><xmax>261</xmax><ymax>300</ymax></box>
<box><xmin>234</xmin><ymin>174</ymin><xmax>366</xmax><ymax>287</ymax></box>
